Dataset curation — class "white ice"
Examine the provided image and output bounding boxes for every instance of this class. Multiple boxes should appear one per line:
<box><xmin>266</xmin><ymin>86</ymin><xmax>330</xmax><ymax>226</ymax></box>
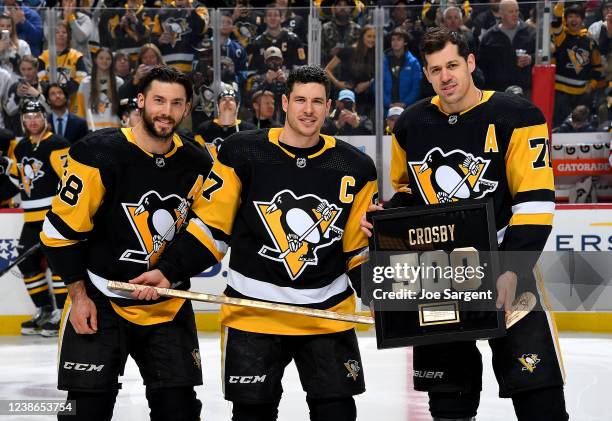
<box><xmin>0</xmin><ymin>331</ymin><xmax>610</xmax><ymax>420</ymax></box>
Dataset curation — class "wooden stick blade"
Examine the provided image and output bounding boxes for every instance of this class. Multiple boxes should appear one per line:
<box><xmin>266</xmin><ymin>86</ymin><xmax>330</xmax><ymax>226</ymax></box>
<box><xmin>505</xmin><ymin>291</ymin><xmax>537</xmax><ymax>329</ymax></box>
<box><xmin>107</xmin><ymin>281</ymin><xmax>374</xmax><ymax>325</ymax></box>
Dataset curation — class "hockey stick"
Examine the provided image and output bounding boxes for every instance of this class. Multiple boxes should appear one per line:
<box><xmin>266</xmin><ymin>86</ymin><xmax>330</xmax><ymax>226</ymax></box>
<box><xmin>260</xmin><ymin>205</ymin><xmax>338</xmax><ymax>260</ymax></box>
<box><xmin>107</xmin><ymin>280</ymin><xmax>375</xmax><ymax>325</ymax></box>
<box><xmin>505</xmin><ymin>291</ymin><xmax>536</xmax><ymax>329</ymax></box>
<box><xmin>0</xmin><ymin>242</ymin><xmax>40</xmax><ymax>278</ymax></box>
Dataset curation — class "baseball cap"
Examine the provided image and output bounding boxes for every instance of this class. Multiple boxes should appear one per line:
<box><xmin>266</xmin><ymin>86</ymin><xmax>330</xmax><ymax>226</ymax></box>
<box><xmin>338</xmin><ymin>89</ymin><xmax>356</xmax><ymax>102</ymax></box>
<box><xmin>264</xmin><ymin>46</ymin><xmax>283</xmax><ymax>61</ymax></box>
<box><xmin>387</xmin><ymin>106</ymin><xmax>404</xmax><ymax>118</ymax></box>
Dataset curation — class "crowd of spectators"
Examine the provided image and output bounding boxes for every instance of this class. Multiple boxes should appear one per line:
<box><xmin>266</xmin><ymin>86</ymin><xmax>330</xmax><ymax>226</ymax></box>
<box><xmin>0</xmin><ymin>0</ymin><xmax>610</xmax><ymax>149</ymax></box>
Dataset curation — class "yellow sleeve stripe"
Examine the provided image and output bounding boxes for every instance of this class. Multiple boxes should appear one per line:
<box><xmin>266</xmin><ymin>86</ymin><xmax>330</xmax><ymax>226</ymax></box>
<box><xmin>509</xmin><ymin>213</ymin><xmax>554</xmax><ymax>226</ymax></box>
<box><xmin>347</xmin><ymin>249</ymin><xmax>368</xmax><ymax>271</ymax></box>
<box><xmin>186</xmin><ymin>218</ymin><xmax>226</xmax><ymax>262</ymax></box>
<box><xmin>343</xmin><ymin>179</ymin><xmax>377</xmax><ymax>254</ymax></box>
<box><xmin>49</xmin><ymin>148</ymin><xmax>69</xmax><ymax>178</ymax></box>
<box><xmin>195</xmin><ymin>160</ymin><xmax>241</xmax><ymax>236</ymax></box>
<box><xmin>50</xmin><ymin>157</ymin><xmax>105</xmax><ymax>234</ymax></box>
<box><xmin>390</xmin><ymin>134</ymin><xmax>410</xmax><ymax>193</ymax></box>
<box><xmin>505</xmin><ymin>123</ymin><xmax>554</xmax><ymax>197</ymax></box>
<box><xmin>40</xmin><ymin>231</ymin><xmax>79</xmax><ymax>248</ymax></box>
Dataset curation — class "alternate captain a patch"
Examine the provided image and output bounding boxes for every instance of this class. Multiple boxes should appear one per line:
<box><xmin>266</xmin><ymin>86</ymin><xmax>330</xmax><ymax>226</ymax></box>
<box><xmin>409</xmin><ymin>147</ymin><xmax>499</xmax><ymax>204</ymax></box>
<box><xmin>255</xmin><ymin>190</ymin><xmax>344</xmax><ymax>280</ymax></box>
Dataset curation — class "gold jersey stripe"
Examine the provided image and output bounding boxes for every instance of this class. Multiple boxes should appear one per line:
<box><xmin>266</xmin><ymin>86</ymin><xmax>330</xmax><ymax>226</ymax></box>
<box><xmin>28</xmin><ymin>285</ymin><xmax>49</xmax><ymax>295</ymax></box>
<box><xmin>50</xmin><ymin>156</ymin><xmax>106</xmax><ymax>235</ymax></box>
<box><xmin>390</xmin><ymin>134</ymin><xmax>410</xmax><ymax>193</ymax></box>
<box><xmin>342</xmin><ymin>179</ymin><xmax>377</xmax><ymax>254</ymax></box>
<box><xmin>193</xmin><ymin>160</ymin><xmax>241</xmax><ymax>236</ymax></box>
<box><xmin>24</xmin><ymin>209</ymin><xmax>49</xmax><ymax>222</ymax></box>
<box><xmin>40</xmin><ymin>231</ymin><xmax>79</xmax><ymax>248</ymax></box>
<box><xmin>220</xmin><ymin>294</ymin><xmax>356</xmax><ymax>335</ymax></box>
<box><xmin>122</xmin><ymin>127</ymin><xmax>183</xmax><ymax>158</ymax></box>
<box><xmin>505</xmin><ymin>123</ymin><xmax>554</xmax><ymax>198</ymax></box>
<box><xmin>109</xmin><ymin>298</ymin><xmax>185</xmax><ymax>325</ymax></box>
<box><xmin>509</xmin><ymin>213</ymin><xmax>554</xmax><ymax>226</ymax></box>
<box><xmin>24</xmin><ymin>273</ymin><xmax>46</xmax><ymax>283</ymax></box>
<box><xmin>267</xmin><ymin>128</ymin><xmax>337</xmax><ymax>159</ymax></box>
<box><xmin>186</xmin><ymin>221</ymin><xmax>224</xmax><ymax>261</ymax></box>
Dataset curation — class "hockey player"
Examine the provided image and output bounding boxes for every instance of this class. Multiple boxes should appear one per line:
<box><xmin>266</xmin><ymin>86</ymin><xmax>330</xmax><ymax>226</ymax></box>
<box><xmin>361</xmin><ymin>27</ymin><xmax>568</xmax><ymax>421</ymax></box>
<box><xmin>131</xmin><ymin>65</ymin><xmax>378</xmax><ymax>421</ymax></box>
<box><xmin>194</xmin><ymin>87</ymin><xmax>255</xmax><ymax>158</ymax></box>
<box><xmin>40</xmin><ymin>66</ymin><xmax>212</xmax><ymax>420</ymax></box>
<box><xmin>9</xmin><ymin>100</ymin><xmax>70</xmax><ymax>337</ymax></box>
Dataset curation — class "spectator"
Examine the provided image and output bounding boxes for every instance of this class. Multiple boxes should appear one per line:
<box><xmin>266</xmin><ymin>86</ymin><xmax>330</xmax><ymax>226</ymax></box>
<box><xmin>442</xmin><ymin>6</ymin><xmax>478</xmax><ymax>53</ymax></box>
<box><xmin>555</xmin><ymin>105</ymin><xmax>597</xmax><ymax>133</ymax></box>
<box><xmin>118</xmin><ymin>43</ymin><xmax>165</xmax><ymax>102</ymax></box>
<box><xmin>45</xmin><ymin>83</ymin><xmax>89</xmax><ymax>144</ymax></box>
<box><xmin>385</xmin><ymin>104</ymin><xmax>404</xmax><ymax>134</ymax></box>
<box><xmin>321</xmin><ymin>0</ymin><xmax>361</xmax><ymax>66</ymax></box>
<box><xmin>114</xmin><ymin>52</ymin><xmax>132</xmax><ymax>81</ymax></box>
<box><xmin>219</xmin><ymin>12</ymin><xmax>248</xmax><ymax>86</ymax></box>
<box><xmin>552</xmin><ymin>3</ymin><xmax>605</xmax><ymax>127</ymax></box>
<box><xmin>325</xmin><ymin>25</ymin><xmax>375</xmax><ymax>116</ymax></box>
<box><xmin>4</xmin><ymin>55</ymin><xmax>46</xmax><ymax>136</ymax></box>
<box><xmin>247</xmin><ymin>46</ymin><xmax>288</xmax><ymax>122</ymax></box>
<box><xmin>472</xmin><ymin>0</ymin><xmax>501</xmax><ymax>41</ymax></box>
<box><xmin>151</xmin><ymin>0</ymin><xmax>209</xmax><ymax>73</ymax></box>
<box><xmin>478</xmin><ymin>0</ymin><xmax>535</xmax><ymax>94</ymax></box>
<box><xmin>190</xmin><ymin>40</ymin><xmax>216</xmax><ymax>131</ymax></box>
<box><xmin>0</xmin><ymin>12</ymin><xmax>30</xmax><ymax>77</ymax></box>
<box><xmin>251</xmin><ymin>89</ymin><xmax>281</xmax><ymax>128</ymax></box>
<box><xmin>385</xmin><ymin>0</ymin><xmax>413</xmax><ymax>35</ymax></box>
<box><xmin>2</xmin><ymin>0</ymin><xmax>43</xmax><ymax>57</ymax></box>
<box><xmin>38</xmin><ymin>21</ymin><xmax>87</xmax><ymax>113</ymax></box>
<box><xmin>277</xmin><ymin>0</ymin><xmax>307</xmax><ymax>41</ymax></box>
<box><xmin>75</xmin><ymin>47</ymin><xmax>124</xmax><ymax>131</ymax></box>
<box><xmin>118</xmin><ymin>97</ymin><xmax>141</xmax><ymax>128</ymax></box>
<box><xmin>194</xmin><ymin>87</ymin><xmax>256</xmax><ymax>158</ymax></box>
<box><xmin>43</xmin><ymin>0</ymin><xmax>93</xmax><ymax>71</ymax></box>
<box><xmin>322</xmin><ymin>89</ymin><xmax>374</xmax><ymax>136</ymax></box>
<box><xmin>588</xmin><ymin>0</ymin><xmax>612</xmax><ymax>81</ymax></box>
<box><xmin>229</xmin><ymin>1</ymin><xmax>260</xmax><ymax>49</ymax></box>
<box><xmin>248</xmin><ymin>4</ymin><xmax>306</xmax><ymax>73</ymax></box>
<box><xmin>108</xmin><ymin>0</ymin><xmax>152</xmax><ymax>65</ymax></box>
<box><xmin>383</xmin><ymin>27</ymin><xmax>421</xmax><ymax>111</ymax></box>
<box><xmin>422</xmin><ymin>0</ymin><xmax>472</xmax><ymax>28</ymax></box>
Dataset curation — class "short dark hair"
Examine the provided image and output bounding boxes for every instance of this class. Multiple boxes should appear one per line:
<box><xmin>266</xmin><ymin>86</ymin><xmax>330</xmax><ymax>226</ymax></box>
<box><xmin>44</xmin><ymin>82</ymin><xmax>68</xmax><ymax>100</ymax></box>
<box><xmin>286</xmin><ymin>65</ymin><xmax>331</xmax><ymax>99</ymax></box>
<box><xmin>571</xmin><ymin>105</ymin><xmax>590</xmax><ymax>124</ymax></box>
<box><xmin>137</xmin><ymin>65</ymin><xmax>193</xmax><ymax>103</ymax></box>
<box><xmin>420</xmin><ymin>27</ymin><xmax>470</xmax><ymax>67</ymax></box>
<box><xmin>564</xmin><ymin>4</ymin><xmax>585</xmax><ymax>19</ymax></box>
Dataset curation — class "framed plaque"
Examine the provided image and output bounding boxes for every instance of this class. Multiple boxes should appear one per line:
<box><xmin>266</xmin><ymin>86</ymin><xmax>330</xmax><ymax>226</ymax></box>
<box><xmin>366</xmin><ymin>200</ymin><xmax>505</xmax><ymax>349</ymax></box>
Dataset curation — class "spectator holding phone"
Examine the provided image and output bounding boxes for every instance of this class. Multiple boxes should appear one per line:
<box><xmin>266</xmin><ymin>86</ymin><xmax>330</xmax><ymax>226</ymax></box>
<box><xmin>4</xmin><ymin>55</ymin><xmax>46</xmax><ymax>135</ymax></box>
<box><xmin>2</xmin><ymin>0</ymin><xmax>43</xmax><ymax>57</ymax></box>
<box><xmin>0</xmin><ymin>12</ymin><xmax>30</xmax><ymax>77</ymax></box>
<box><xmin>118</xmin><ymin>43</ymin><xmax>165</xmax><ymax>102</ymax></box>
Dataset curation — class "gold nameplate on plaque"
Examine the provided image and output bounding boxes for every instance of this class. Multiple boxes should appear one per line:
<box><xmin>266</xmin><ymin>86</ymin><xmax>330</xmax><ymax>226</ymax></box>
<box><xmin>418</xmin><ymin>301</ymin><xmax>460</xmax><ymax>326</ymax></box>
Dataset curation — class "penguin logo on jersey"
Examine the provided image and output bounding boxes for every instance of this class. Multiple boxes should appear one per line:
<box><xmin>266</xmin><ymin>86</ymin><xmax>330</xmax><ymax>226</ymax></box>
<box><xmin>409</xmin><ymin>147</ymin><xmax>498</xmax><ymax>204</ymax></box>
<box><xmin>518</xmin><ymin>354</ymin><xmax>540</xmax><ymax>373</ymax></box>
<box><xmin>566</xmin><ymin>46</ymin><xmax>590</xmax><ymax>74</ymax></box>
<box><xmin>120</xmin><ymin>191</ymin><xmax>188</xmax><ymax>267</ymax></box>
<box><xmin>162</xmin><ymin>17</ymin><xmax>192</xmax><ymax>48</ymax></box>
<box><xmin>18</xmin><ymin>157</ymin><xmax>45</xmax><ymax>197</ymax></box>
<box><xmin>255</xmin><ymin>190</ymin><xmax>344</xmax><ymax>280</ymax></box>
<box><xmin>344</xmin><ymin>359</ymin><xmax>361</xmax><ymax>381</ymax></box>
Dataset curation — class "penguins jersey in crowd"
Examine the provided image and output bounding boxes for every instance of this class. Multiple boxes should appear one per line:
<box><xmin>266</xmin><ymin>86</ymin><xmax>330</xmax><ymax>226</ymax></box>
<box><xmin>75</xmin><ymin>76</ymin><xmax>125</xmax><ymax>131</ymax></box>
<box><xmin>9</xmin><ymin>133</ymin><xmax>69</xmax><ymax>222</ymax></box>
<box><xmin>390</xmin><ymin>91</ymin><xmax>555</xmax><ymax>256</ymax></box>
<box><xmin>40</xmin><ymin>128</ymin><xmax>213</xmax><ymax>325</ymax></box>
<box><xmin>248</xmin><ymin>29</ymin><xmax>306</xmax><ymax>73</ymax></box>
<box><xmin>194</xmin><ymin>119</ymin><xmax>256</xmax><ymax>159</ymax></box>
<box><xmin>158</xmin><ymin>128</ymin><xmax>378</xmax><ymax>335</ymax></box>
<box><xmin>0</xmin><ymin>129</ymin><xmax>18</xmax><ymax>206</ymax></box>
<box><xmin>552</xmin><ymin>3</ymin><xmax>605</xmax><ymax>95</ymax></box>
<box><xmin>150</xmin><ymin>5</ymin><xmax>209</xmax><ymax>73</ymax></box>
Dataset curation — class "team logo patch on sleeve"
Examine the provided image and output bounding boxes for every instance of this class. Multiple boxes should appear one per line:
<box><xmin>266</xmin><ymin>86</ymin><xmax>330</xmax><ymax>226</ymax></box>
<box><xmin>408</xmin><ymin>147</ymin><xmax>498</xmax><ymax>204</ymax></box>
<box><xmin>518</xmin><ymin>354</ymin><xmax>540</xmax><ymax>373</ymax></box>
<box><xmin>254</xmin><ymin>190</ymin><xmax>344</xmax><ymax>280</ymax></box>
<box><xmin>18</xmin><ymin>157</ymin><xmax>45</xmax><ymax>197</ymax></box>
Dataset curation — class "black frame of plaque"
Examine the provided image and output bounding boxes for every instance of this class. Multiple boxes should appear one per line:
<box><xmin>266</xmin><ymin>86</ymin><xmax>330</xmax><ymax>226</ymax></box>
<box><xmin>367</xmin><ymin>200</ymin><xmax>506</xmax><ymax>349</ymax></box>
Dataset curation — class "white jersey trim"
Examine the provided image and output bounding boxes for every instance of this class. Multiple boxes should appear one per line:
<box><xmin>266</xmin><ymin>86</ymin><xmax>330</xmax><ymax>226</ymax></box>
<box><xmin>511</xmin><ymin>201</ymin><xmax>555</xmax><ymax>215</ymax></box>
<box><xmin>227</xmin><ymin>268</ymin><xmax>349</xmax><ymax>305</ymax></box>
<box><xmin>21</xmin><ymin>196</ymin><xmax>53</xmax><ymax>209</ymax></box>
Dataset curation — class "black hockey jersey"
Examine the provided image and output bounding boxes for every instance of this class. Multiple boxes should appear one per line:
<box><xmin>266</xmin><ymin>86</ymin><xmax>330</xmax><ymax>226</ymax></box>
<box><xmin>248</xmin><ymin>29</ymin><xmax>306</xmax><ymax>73</ymax></box>
<box><xmin>40</xmin><ymin>128</ymin><xmax>213</xmax><ymax>325</ymax></box>
<box><xmin>391</xmin><ymin>91</ymin><xmax>555</xmax><ymax>255</ymax></box>
<box><xmin>194</xmin><ymin>118</ymin><xmax>257</xmax><ymax>159</ymax></box>
<box><xmin>10</xmin><ymin>132</ymin><xmax>69</xmax><ymax>222</ymax></box>
<box><xmin>159</xmin><ymin>128</ymin><xmax>378</xmax><ymax>335</ymax></box>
